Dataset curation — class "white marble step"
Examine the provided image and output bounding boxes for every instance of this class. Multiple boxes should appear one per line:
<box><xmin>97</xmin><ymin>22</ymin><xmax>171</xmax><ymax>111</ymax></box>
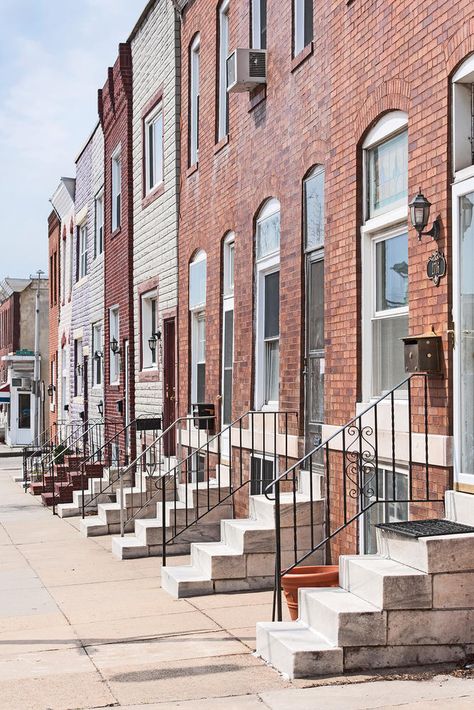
<box><xmin>339</xmin><ymin>555</ymin><xmax>432</xmax><ymax>610</ymax></box>
<box><xmin>161</xmin><ymin>564</ymin><xmax>214</xmax><ymax>597</ymax></box>
<box><xmin>250</xmin><ymin>494</ymin><xmax>324</xmax><ymax>527</ymax></box>
<box><xmin>299</xmin><ymin>587</ymin><xmax>386</xmax><ymax>647</ymax></box>
<box><xmin>256</xmin><ymin>621</ymin><xmax>343</xmax><ymax>679</ymax></box>
<box><xmin>221</xmin><ymin>518</ymin><xmax>275</xmax><ymax>553</ymax></box>
<box><xmin>377</xmin><ymin>527</ymin><xmax>474</xmax><ymax>574</ymax></box>
<box><xmin>191</xmin><ymin>541</ymin><xmax>245</xmax><ymax>579</ymax></box>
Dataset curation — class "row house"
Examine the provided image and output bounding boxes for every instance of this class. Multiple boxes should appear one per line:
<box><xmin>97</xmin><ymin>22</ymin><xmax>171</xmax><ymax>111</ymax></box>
<box><xmin>0</xmin><ymin>277</ymin><xmax>49</xmax><ymax>447</ymax></box>
<box><xmin>43</xmin><ymin>0</ymin><xmax>474</xmax><ymax>677</ymax></box>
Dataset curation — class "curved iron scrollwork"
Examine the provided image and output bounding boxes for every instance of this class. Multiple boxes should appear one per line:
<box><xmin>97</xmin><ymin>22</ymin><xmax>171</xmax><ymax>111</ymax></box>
<box><xmin>344</xmin><ymin>424</ymin><xmax>377</xmax><ymax>501</ymax></box>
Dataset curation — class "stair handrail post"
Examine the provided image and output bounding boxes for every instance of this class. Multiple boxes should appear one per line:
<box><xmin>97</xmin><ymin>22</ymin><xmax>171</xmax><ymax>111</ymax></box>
<box><xmin>162</xmin><ymin>473</ymin><xmax>167</xmax><ymax>566</ymax></box>
<box><xmin>274</xmin><ymin>477</ymin><xmax>283</xmax><ymax>622</ymax></box>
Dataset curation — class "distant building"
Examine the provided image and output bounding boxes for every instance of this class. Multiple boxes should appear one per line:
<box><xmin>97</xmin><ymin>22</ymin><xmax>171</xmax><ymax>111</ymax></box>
<box><xmin>0</xmin><ymin>277</ymin><xmax>49</xmax><ymax>447</ymax></box>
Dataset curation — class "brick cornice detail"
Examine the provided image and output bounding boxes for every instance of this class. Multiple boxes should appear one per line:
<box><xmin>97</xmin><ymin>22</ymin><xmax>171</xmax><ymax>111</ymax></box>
<box><xmin>444</xmin><ymin>18</ymin><xmax>474</xmax><ymax>76</ymax></box>
<box><xmin>353</xmin><ymin>78</ymin><xmax>411</xmax><ymax>143</ymax></box>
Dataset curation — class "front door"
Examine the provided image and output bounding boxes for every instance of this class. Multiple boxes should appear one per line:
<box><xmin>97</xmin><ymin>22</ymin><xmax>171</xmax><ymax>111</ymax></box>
<box><xmin>163</xmin><ymin>318</ymin><xmax>176</xmax><ymax>456</ymax></box>
<box><xmin>453</xmin><ymin>177</ymin><xmax>474</xmax><ymax>485</ymax></box>
<box><xmin>15</xmin><ymin>391</ymin><xmax>33</xmax><ymax>446</ymax></box>
<box><xmin>124</xmin><ymin>340</ymin><xmax>130</xmax><ymax>460</ymax></box>
<box><xmin>304</xmin><ymin>253</ymin><xmax>325</xmax><ymax>455</ymax></box>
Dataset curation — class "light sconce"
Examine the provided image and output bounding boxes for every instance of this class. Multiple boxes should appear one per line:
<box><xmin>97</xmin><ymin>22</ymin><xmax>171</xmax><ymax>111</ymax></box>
<box><xmin>110</xmin><ymin>337</ymin><xmax>120</xmax><ymax>355</ymax></box>
<box><xmin>97</xmin><ymin>400</ymin><xmax>104</xmax><ymax>417</ymax></box>
<box><xmin>47</xmin><ymin>383</ymin><xmax>55</xmax><ymax>398</ymax></box>
<box><xmin>148</xmin><ymin>329</ymin><xmax>162</xmax><ymax>354</ymax></box>
<box><xmin>409</xmin><ymin>190</ymin><xmax>440</xmax><ymax>241</ymax></box>
<box><xmin>94</xmin><ymin>350</ymin><xmax>103</xmax><ymax>362</ymax></box>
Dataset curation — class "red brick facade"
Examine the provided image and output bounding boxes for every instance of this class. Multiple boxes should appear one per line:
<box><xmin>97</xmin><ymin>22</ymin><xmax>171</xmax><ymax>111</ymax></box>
<box><xmin>47</xmin><ymin>210</ymin><xmax>60</xmax><ymax>429</ymax></box>
<box><xmin>99</xmin><ymin>43</ymin><xmax>136</xmax><ymax>442</ymax></box>
<box><xmin>0</xmin><ymin>294</ymin><xmax>20</xmax><ymax>384</ymax></box>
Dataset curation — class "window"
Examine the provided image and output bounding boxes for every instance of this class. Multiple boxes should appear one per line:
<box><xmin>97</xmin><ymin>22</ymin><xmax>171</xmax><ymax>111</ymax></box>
<box><xmin>78</xmin><ymin>224</ymin><xmax>88</xmax><ymax>279</ymax></box>
<box><xmin>362</xmin><ymin>467</ymin><xmax>408</xmax><ymax>553</ymax></box>
<box><xmin>222</xmin><ymin>234</ymin><xmax>234</xmax><ymax>424</ymax></box>
<box><xmin>251</xmin><ymin>0</ymin><xmax>267</xmax><ymax>49</ymax></box>
<box><xmin>111</xmin><ymin>147</ymin><xmax>122</xmax><ymax>232</ymax></box>
<box><xmin>94</xmin><ymin>191</ymin><xmax>104</xmax><ymax>257</ymax></box>
<box><xmin>255</xmin><ymin>199</ymin><xmax>280</xmax><ymax>408</ymax></box>
<box><xmin>145</xmin><ymin>103</ymin><xmax>164</xmax><ymax>193</ymax></box>
<box><xmin>18</xmin><ymin>393</ymin><xmax>31</xmax><ymax>430</ymax></box>
<box><xmin>217</xmin><ymin>1</ymin><xmax>229</xmax><ymax>141</ymax></box>
<box><xmin>304</xmin><ymin>166</ymin><xmax>324</xmax><ymax>251</ymax></box>
<box><xmin>294</xmin><ymin>0</ymin><xmax>313</xmax><ymax>56</ymax></box>
<box><xmin>250</xmin><ymin>455</ymin><xmax>274</xmax><ymax>495</ymax></box>
<box><xmin>189</xmin><ymin>35</ymin><xmax>200</xmax><ymax>166</ymax></box>
<box><xmin>69</xmin><ymin>231</ymin><xmax>73</xmax><ymax>296</ymax></box>
<box><xmin>188</xmin><ymin>453</ymin><xmax>205</xmax><ymax>483</ymax></box>
<box><xmin>141</xmin><ymin>291</ymin><xmax>158</xmax><ymax>370</ymax></box>
<box><xmin>362</xmin><ymin>112</ymin><xmax>409</xmax><ymax>398</ymax></box>
<box><xmin>109</xmin><ymin>307</ymin><xmax>120</xmax><ymax>384</ymax></box>
<box><xmin>61</xmin><ymin>346</ymin><xmax>68</xmax><ymax>411</ymax></box>
<box><xmin>452</xmin><ymin>55</ymin><xmax>474</xmax><ymax>174</ymax></box>
<box><xmin>189</xmin><ymin>251</ymin><xmax>207</xmax><ymax>404</ymax></box>
<box><xmin>92</xmin><ymin>323</ymin><xmax>103</xmax><ymax>387</ymax></box>
<box><xmin>74</xmin><ymin>338</ymin><xmax>83</xmax><ymax>396</ymax></box>
<box><xmin>61</xmin><ymin>239</ymin><xmax>66</xmax><ymax>302</ymax></box>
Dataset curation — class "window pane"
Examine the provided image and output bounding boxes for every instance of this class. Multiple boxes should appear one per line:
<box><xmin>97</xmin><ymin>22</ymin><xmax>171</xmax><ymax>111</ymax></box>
<box><xmin>264</xmin><ymin>271</ymin><xmax>279</xmax><ymax>339</ymax></box>
<box><xmin>153</xmin><ymin>113</ymin><xmax>163</xmax><ymax>185</ymax></box>
<box><xmin>305</xmin><ymin>169</ymin><xmax>324</xmax><ymax>250</ymax></box>
<box><xmin>189</xmin><ymin>258</ymin><xmax>207</xmax><ymax>308</ymax></box>
<box><xmin>197</xmin><ymin>316</ymin><xmax>206</xmax><ymax>361</ymax></box>
<box><xmin>376</xmin><ymin>233</ymin><xmax>408</xmax><ymax>311</ymax></box>
<box><xmin>197</xmin><ymin>363</ymin><xmax>205</xmax><ymax>402</ymax></box>
<box><xmin>265</xmin><ymin>340</ymin><xmax>279</xmax><ymax>403</ymax></box>
<box><xmin>223</xmin><ymin>370</ymin><xmax>232</xmax><ymax>424</ymax></box>
<box><xmin>307</xmin><ymin>356</ymin><xmax>324</xmax><ymax>423</ymax></box>
<box><xmin>373</xmin><ymin>314</ymin><xmax>408</xmax><ymax>395</ymax></box>
<box><xmin>18</xmin><ymin>393</ymin><xmax>31</xmax><ymax>429</ymax></box>
<box><xmin>257</xmin><ymin>211</ymin><xmax>280</xmax><ymax>259</ymax></box>
<box><xmin>308</xmin><ymin>259</ymin><xmax>324</xmax><ymax>350</ymax></box>
<box><xmin>368</xmin><ymin>131</ymin><xmax>408</xmax><ymax>217</ymax></box>
<box><xmin>224</xmin><ymin>309</ymin><xmax>233</xmax><ymax>367</ymax></box>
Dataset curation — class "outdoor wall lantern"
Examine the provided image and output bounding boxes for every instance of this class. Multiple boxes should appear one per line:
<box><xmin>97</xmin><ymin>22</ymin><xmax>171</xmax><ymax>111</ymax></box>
<box><xmin>94</xmin><ymin>350</ymin><xmax>103</xmax><ymax>362</ymax></box>
<box><xmin>110</xmin><ymin>337</ymin><xmax>120</xmax><ymax>355</ymax></box>
<box><xmin>97</xmin><ymin>400</ymin><xmax>104</xmax><ymax>417</ymax></box>
<box><xmin>148</xmin><ymin>329</ymin><xmax>162</xmax><ymax>354</ymax></box>
<box><xmin>409</xmin><ymin>190</ymin><xmax>440</xmax><ymax>241</ymax></box>
<box><xmin>47</xmin><ymin>383</ymin><xmax>55</xmax><ymax>398</ymax></box>
<box><xmin>76</xmin><ymin>363</ymin><xmax>83</xmax><ymax>377</ymax></box>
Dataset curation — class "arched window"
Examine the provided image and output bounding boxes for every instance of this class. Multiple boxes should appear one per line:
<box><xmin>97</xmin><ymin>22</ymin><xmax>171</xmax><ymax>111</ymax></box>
<box><xmin>452</xmin><ymin>54</ymin><xmax>474</xmax><ymax>174</ymax></box>
<box><xmin>255</xmin><ymin>199</ymin><xmax>280</xmax><ymax>408</ymax></box>
<box><xmin>362</xmin><ymin>112</ymin><xmax>409</xmax><ymax>399</ymax></box>
<box><xmin>189</xmin><ymin>250</ymin><xmax>207</xmax><ymax>404</ymax></box>
<box><xmin>217</xmin><ymin>1</ymin><xmax>229</xmax><ymax>142</ymax></box>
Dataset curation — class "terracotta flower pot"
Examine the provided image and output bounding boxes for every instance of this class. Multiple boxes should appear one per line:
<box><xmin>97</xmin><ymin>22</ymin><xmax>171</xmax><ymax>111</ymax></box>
<box><xmin>281</xmin><ymin>565</ymin><xmax>339</xmax><ymax>621</ymax></box>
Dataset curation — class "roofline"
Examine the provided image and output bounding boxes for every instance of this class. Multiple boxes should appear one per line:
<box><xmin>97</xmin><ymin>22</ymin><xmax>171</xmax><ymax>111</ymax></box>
<box><xmin>75</xmin><ymin>121</ymin><xmax>101</xmax><ymax>164</ymax></box>
<box><xmin>127</xmin><ymin>0</ymin><xmax>189</xmax><ymax>43</ymax></box>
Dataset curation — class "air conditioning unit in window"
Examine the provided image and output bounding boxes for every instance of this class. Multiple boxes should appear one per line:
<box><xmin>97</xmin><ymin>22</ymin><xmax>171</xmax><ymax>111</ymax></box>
<box><xmin>227</xmin><ymin>48</ymin><xmax>267</xmax><ymax>93</ymax></box>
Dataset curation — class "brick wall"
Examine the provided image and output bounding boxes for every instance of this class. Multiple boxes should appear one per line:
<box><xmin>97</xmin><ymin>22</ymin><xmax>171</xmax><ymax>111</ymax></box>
<box><xmin>131</xmin><ymin>0</ymin><xmax>180</xmax><ymax>418</ymax></box>
<box><xmin>99</xmin><ymin>44</ymin><xmax>136</xmax><ymax>443</ymax></box>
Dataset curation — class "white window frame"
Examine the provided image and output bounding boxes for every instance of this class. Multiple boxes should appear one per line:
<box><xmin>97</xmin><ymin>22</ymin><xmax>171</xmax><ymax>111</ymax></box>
<box><xmin>294</xmin><ymin>0</ymin><xmax>312</xmax><ymax>57</ymax></box>
<box><xmin>452</xmin><ymin>54</ymin><xmax>474</xmax><ymax>177</ymax></box>
<box><xmin>145</xmin><ymin>103</ymin><xmax>164</xmax><ymax>194</ymax></box>
<box><xmin>78</xmin><ymin>223</ymin><xmax>88</xmax><ymax>280</ymax></box>
<box><xmin>361</xmin><ymin>112</ymin><xmax>409</xmax><ymax>402</ymax></box>
<box><xmin>218</xmin><ymin>0</ymin><xmax>229</xmax><ymax>142</ymax></box>
<box><xmin>94</xmin><ymin>190</ymin><xmax>104</xmax><ymax>258</ymax></box>
<box><xmin>190</xmin><ymin>35</ymin><xmax>200</xmax><ymax>167</ymax></box>
<box><xmin>74</xmin><ymin>338</ymin><xmax>83</xmax><ymax>397</ymax></box>
<box><xmin>111</xmin><ymin>145</ymin><xmax>122</xmax><ymax>233</ymax></box>
<box><xmin>360</xmin><ymin>465</ymin><xmax>409</xmax><ymax>554</ymax></box>
<box><xmin>109</xmin><ymin>306</ymin><xmax>120</xmax><ymax>385</ymax></box>
<box><xmin>251</xmin><ymin>0</ymin><xmax>266</xmax><ymax>50</ymax></box>
<box><xmin>61</xmin><ymin>346</ymin><xmax>69</xmax><ymax>411</ymax></box>
<box><xmin>69</xmin><ymin>231</ymin><xmax>74</xmax><ymax>297</ymax></box>
<box><xmin>141</xmin><ymin>291</ymin><xmax>158</xmax><ymax>370</ymax></box>
<box><xmin>61</xmin><ymin>238</ymin><xmax>66</xmax><ymax>301</ymax></box>
<box><xmin>222</xmin><ymin>233</ymin><xmax>235</xmax><ymax>425</ymax></box>
<box><xmin>255</xmin><ymin>199</ymin><xmax>280</xmax><ymax>410</ymax></box>
<box><xmin>191</xmin><ymin>310</ymin><xmax>206</xmax><ymax>404</ymax></box>
<box><xmin>250</xmin><ymin>453</ymin><xmax>277</xmax><ymax>495</ymax></box>
<box><xmin>92</xmin><ymin>322</ymin><xmax>103</xmax><ymax>388</ymax></box>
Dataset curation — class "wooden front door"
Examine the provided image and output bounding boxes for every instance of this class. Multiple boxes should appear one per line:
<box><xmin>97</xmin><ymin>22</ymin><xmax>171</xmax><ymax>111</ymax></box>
<box><xmin>163</xmin><ymin>318</ymin><xmax>176</xmax><ymax>456</ymax></box>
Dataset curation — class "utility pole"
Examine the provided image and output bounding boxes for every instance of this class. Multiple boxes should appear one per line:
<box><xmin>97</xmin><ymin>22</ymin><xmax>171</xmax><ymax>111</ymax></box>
<box><xmin>34</xmin><ymin>270</ymin><xmax>44</xmax><ymax>446</ymax></box>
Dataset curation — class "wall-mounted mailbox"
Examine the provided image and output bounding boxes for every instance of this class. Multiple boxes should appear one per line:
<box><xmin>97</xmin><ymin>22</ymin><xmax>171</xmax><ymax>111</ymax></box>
<box><xmin>116</xmin><ymin>399</ymin><xmax>124</xmax><ymax>415</ymax></box>
<box><xmin>192</xmin><ymin>403</ymin><xmax>215</xmax><ymax>431</ymax></box>
<box><xmin>402</xmin><ymin>334</ymin><xmax>442</xmax><ymax>374</ymax></box>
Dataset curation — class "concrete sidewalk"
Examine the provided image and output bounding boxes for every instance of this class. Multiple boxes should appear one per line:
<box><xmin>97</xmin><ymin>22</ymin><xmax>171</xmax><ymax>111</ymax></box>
<box><xmin>1</xmin><ymin>458</ymin><xmax>474</xmax><ymax>709</ymax></box>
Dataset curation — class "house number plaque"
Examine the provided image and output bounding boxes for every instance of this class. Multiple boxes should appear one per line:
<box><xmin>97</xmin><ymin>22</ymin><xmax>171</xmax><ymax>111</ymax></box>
<box><xmin>427</xmin><ymin>250</ymin><xmax>446</xmax><ymax>287</ymax></box>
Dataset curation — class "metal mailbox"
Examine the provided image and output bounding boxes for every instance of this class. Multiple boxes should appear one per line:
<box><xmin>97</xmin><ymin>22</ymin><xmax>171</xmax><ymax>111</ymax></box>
<box><xmin>192</xmin><ymin>403</ymin><xmax>215</xmax><ymax>431</ymax></box>
<box><xmin>402</xmin><ymin>334</ymin><xmax>442</xmax><ymax>374</ymax></box>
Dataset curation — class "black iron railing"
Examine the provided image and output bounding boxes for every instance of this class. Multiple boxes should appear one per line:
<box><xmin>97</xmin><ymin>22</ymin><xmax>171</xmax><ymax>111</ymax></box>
<box><xmin>80</xmin><ymin>415</ymin><xmax>162</xmax><ymax>518</ymax></box>
<box><xmin>118</xmin><ymin>411</ymin><xmax>298</xmax><ymax>565</ymax></box>
<box><xmin>264</xmin><ymin>374</ymin><xmax>449</xmax><ymax>621</ymax></box>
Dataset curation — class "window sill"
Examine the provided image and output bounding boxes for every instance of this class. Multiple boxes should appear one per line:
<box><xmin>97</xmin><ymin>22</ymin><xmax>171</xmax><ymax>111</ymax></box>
<box><xmin>214</xmin><ymin>134</ymin><xmax>229</xmax><ymax>155</ymax></box>
<box><xmin>111</xmin><ymin>227</ymin><xmax>122</xmax><ymax>239</ymax></box>
<box><xmin>142</xmin><ymin>182</ymin><xmax>165</xmax><ymax>209</ymax></box>
<box><xmin>93</xmin><ymin>252</ymin><xmax>104</xmax><ymax>263</ymax></box>
<box><xmin>75</xmin><ymin>275</ymin><xmax>89</xmax><ymax>288</ymax></box>
<box><xmin>91</xmin><ymin>384</ymin><xmax>103</xmax><ymax>391</ymax></box>
<box><xmin>291</xmin><ymin>42</ymin><xmax>314</xmax><ymax>73</ymax></box>
<box><xmin>138</xmin><ymin>369</ymin><xmax>159</xmax><ymax>383</ymax></box>
<box><xmin>186</xmin><ymin>163</ymin><xmax>199</xmax><ymax>178</ymax></box>
<box><xmin>248</xmin><ymin>85</ymin><xmax>266</xmax><ymax>112</ymax></box>
<box><xmin>109</xmin><ymin>383</ymin><xmax>121</xmax><ymax>390</ymax></box>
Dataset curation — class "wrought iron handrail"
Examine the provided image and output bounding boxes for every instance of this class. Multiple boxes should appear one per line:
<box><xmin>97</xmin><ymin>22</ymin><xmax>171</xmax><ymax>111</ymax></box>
<box><xmin>119</xmin><ymin>410</ymin><xmax>298</xmax><ymax>568</ymax></box>
<box><xmin>80</xmin><ymin>414</ymin><xmax>163</xmax><ymax>517</ymax></box>
<box><xmin>263</xmin><ymin>373</ymin><xmax>449</xmax><ymax>622</ymax></box>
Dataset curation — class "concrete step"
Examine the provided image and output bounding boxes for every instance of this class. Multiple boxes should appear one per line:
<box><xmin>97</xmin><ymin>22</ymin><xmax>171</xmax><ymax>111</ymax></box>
<box><xmin>161</xmin><ymin>565</ymin><xmax>214</xmax><ymax>598</ymax></box>
<box><xmin>298</xmin><ymin>587</ymin><xmax>386</xmax><ymax>647</ymax></box>
<box><xmin>256</xmin><ymin>621</ymin><xmax>343</xmax><ymax>679</ymax></box>
<box><xmin>250</xmin><ymin>494</ymin><xmax>324</xmax><ymax>527</ymax></box>
<box><xmin>378</xmin><ymin>528</ymin><xmax>474</xmax><ymax>574</ymax></box>
<box><xmin>221</xmin><ymin>518</ymin><xmax>276</xmax><ymax>553</ymax></box>
<box><xmin>339</xmin><ymin>555</ymin><xmax>432</xmax><ymax>610</ymax></box>
<box><xmin>191</xmin><ymin>541</ymin><xmax>246</xmax><ymax>580</ymax></box>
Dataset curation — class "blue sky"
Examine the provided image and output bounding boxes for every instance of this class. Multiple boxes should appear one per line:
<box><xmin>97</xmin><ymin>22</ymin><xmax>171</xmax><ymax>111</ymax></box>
<box><xmin>0</xmin><ymin>0</ymin><xmax>145</xmax><ymax>278</ymax></box>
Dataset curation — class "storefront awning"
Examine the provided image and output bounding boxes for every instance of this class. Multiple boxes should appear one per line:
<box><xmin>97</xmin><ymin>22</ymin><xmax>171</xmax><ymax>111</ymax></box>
<box><xmin>0</xmin><ymin>383</ymin><xmax>10</xmax><ymax>403</ymax></box>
